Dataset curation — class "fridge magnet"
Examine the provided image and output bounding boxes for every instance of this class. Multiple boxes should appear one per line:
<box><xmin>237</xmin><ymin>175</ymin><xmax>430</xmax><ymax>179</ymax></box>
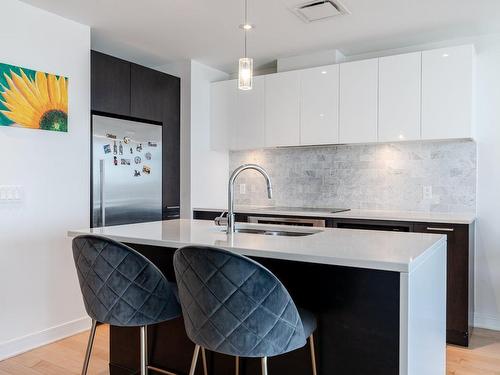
<box><xmin>121</xmin><ymin>158</ymin><xmax>131</xmax><ymax>166</ymax></box>
<box><xmin>148</xmin><ymin>141</ymin><xmax>157</xmax><ymax>147</ymax></box>
<box><xmin>134</xmin><ymin>156</ymin><xmax>142</xmax><ymax>164</ymax></box>
<box><xmin>123</xmin><ymin>136</ymin><xmax>131</xmax><ymax>144</ymax></box>
<box><xmin>106</xmin><ymin>133</ymin><xmax>117</xmax><ymax>139</ymax></box>
<box><xmin>0</xmin><ymin>62</ymin><xmax>68</xmax><ymax>132</ymax></box>
<box><xmin>142</xmin><ymin>165</ymin><xmax>151</xmax><ymax>175</ymax></box>
<box><xmin>119</xmin><ymin>141</ymin><xmax>123</xmax><ymax>155</ymax></box>
<box><xmin>136</xmin><ymin>143</ymin><xmax>143</xmax><ymax>152</ymax></box>
<box><xmin>134</xmin><ymin>170</ymin><xmax>141</xmax><ymax>177</ymax></box>
<box><xmin>113</xmin><ymin>141</ymin><xmax>118</xmax><ymax>155</ymax></box>
<box><xmin>103</xmin><ymin>144</ymin><xmax>111</xmax><ymax>154</ymax></box>
<box><xmin>130</xmin><ymin>147</ymin><xmax>133</xmax><ymax>154</ymax></box>
<box><xmin>145</xmin><ymin>152</ymin><xmax>152</xmax><ymax>160</ymax></box>
<box><xmin>113</xmin><ymin>156</ymin><xmax>118</xmax><ymax>166</ymax></box>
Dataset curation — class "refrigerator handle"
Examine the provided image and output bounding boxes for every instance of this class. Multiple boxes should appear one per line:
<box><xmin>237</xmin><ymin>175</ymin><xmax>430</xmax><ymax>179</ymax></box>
<box><xmin>99</xmin><ymin>159</ymin><xmax>106</xmax><ymax>227</ymax></box>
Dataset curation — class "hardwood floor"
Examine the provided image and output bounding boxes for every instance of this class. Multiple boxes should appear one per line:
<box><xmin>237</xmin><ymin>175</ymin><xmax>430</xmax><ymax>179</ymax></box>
<box><xmin>1</xmin><ymin>326</ymin><xmax>500</xmax><ymax>374</ymax></box>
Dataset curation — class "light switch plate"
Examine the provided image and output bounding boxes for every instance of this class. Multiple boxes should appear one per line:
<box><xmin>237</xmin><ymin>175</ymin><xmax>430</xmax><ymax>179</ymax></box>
<box><xmin>423</xmin><ymin>186</ymin><xmax>433</xmax><ymax>200</ymax></box>
<box><xmin>240</xmin><ymin>183</ymin><xmax>246</xmax><ymax>195</ymax></box>
<box><xmin>0</xmin><ymin>185</ymin><xmax>23</xmax><ymax>202</ymax></box>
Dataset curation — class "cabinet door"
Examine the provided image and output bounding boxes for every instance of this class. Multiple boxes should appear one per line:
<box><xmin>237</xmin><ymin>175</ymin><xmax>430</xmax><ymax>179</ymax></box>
<box><xmin>230</xmin><ymin>76</ymin><xmax>266</xmax><ymax>150</ymax></box>
<box><xmin>130</xmin><ymin>64</ymin><xmax>168</xmax><ymax>122</ymax></box>
<box><xmin>265</xmin><ymin>71</ymin><xmax>300</xmax><ymax>147</ymax></box>
<box><xmin>422</xmin><ymin>45</ymin><xmax>474</xmax><ymax>140</ymax></box>
<box><xmin>379</xmin><ymin>52</ymin><xmax>422</xmax><ymax>142</ymax></box>
<box><xmin>300</xmin><ymin>65</ymin><xmax>339</xmax><ymax>145</ymax></box>
<box><xmin>210</xmin><ymin>80</ymin><xmax>237</xmax><ymax>151</ymax></box>
<box><xmin>339</xmin><ymin>59</ymin><xmax>378</xmax><ymax>144</ymax></box>
<box><xmin>91</xmin><ymin>51</ymin><xmax>131</xmax><ymax>116</ymax></box>
<box><xmin>413</xmin><ymin>223</ymin><xmax>471</xmax><ymax>346</ymax></box>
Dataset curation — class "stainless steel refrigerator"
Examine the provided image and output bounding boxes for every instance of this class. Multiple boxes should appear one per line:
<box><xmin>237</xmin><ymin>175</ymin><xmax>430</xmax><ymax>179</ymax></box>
<box><xmin>92</xmin><ymin>115</ymin><xmax>163</xmax><ymax>227</ymax></box>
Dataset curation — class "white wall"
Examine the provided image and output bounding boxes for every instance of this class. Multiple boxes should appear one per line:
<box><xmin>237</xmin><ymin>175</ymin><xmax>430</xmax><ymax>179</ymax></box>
<box><xmin>157</xmin><ymin>60</ymin><xmax>229</xmax><ymax>214</ymax></box>
<box><xmin>474</xmin><ymin>35</ymin><xmax>500</xmax><ymax>330</ymax></box>
<box><xmin>190</xmin><ymin>61</ymin><xmax>229</xmax><ymax>209</ymax></box>
<box><xmin>0</xmin><ymin>0</ymin><xmax>90</xmax><ymax>359</ymax></box>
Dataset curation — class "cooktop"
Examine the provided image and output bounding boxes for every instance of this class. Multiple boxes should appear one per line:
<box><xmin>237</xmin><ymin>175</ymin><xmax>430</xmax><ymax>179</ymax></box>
<box><xmin>263</xmin><ymin>207</ymin><xmax>351</xmax><ymax>214</ymax></box>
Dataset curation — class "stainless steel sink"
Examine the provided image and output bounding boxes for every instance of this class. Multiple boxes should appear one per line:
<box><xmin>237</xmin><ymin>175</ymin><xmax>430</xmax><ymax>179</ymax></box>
<box><xmin>230</xmin><ymin>228</ymin><xmax>320</xmax><ymax>237</ymax></box>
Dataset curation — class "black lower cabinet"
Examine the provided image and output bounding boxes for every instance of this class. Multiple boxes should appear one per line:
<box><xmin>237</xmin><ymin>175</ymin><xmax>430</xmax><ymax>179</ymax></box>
<box><xmin>194</xmin><ymin>210</ymin><xmax>475</xmax><ymax>347</ymax></box>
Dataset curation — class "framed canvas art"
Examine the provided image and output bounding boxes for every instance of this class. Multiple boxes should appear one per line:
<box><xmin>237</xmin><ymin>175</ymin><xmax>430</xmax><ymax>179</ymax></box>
<box><xmin>0</xmin><ymin>62</ymin><xmax>68</xmax><ymax>132</ymax></box>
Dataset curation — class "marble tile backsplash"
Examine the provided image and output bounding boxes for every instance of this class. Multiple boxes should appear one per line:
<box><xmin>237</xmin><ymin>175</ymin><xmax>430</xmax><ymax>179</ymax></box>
<box><xmin>229</xmin><ymin>140</ymin><xmax>476</xmax><ymax>213</ymax></box>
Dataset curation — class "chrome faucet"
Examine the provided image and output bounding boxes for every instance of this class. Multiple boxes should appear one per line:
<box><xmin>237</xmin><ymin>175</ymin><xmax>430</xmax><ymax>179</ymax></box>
<box><xmin>227</xmin><ymin>164</ymin><xmax>273</xmax><ymax>233</ymax></box>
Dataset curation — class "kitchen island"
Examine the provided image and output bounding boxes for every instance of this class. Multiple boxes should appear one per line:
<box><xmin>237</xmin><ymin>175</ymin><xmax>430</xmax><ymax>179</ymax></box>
<box><xmin>69</xmin><ymin>219</ymin><xmax>447</xmax><ymax>375</ymax></box>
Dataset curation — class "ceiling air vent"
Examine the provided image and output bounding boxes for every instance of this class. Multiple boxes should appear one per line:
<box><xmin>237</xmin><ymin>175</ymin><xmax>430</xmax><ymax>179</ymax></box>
<box><xmin>292</xmin><ymin>0</ymin><xmax>350</xmax><ymax>23</ymax></box>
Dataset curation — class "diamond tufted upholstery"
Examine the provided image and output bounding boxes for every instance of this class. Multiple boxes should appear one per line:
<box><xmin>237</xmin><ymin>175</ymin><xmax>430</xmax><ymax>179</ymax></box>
<box><xmin>72</xmin><ymin>235</ymin><xmax>181</xmax><ymax>327</ymax></box>
<box><xmin>173</xmin><ymin>246</ymin><xmax>314</xmax><ymax>358</ymax></box>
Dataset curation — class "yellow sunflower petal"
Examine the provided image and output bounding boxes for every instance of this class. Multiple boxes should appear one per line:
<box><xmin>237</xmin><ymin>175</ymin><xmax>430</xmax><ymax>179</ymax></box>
<box><xmin>47</xmin><ymin>74</ymin><xmax>61</xmax><ymax>106</ymax></box>
<box><xmin>0</xmin><ymin>109</ymin><xmax>38</xmax><ymax>128</ymax></box>
<box><xmin>35</xmin><ymin>71</ymin><xmax>50</xmax><ymax>105</ymax></box>
<box><xmin>59</xmin><ymin>77</ymin><xmax>68</xmax><ymax>110</ymax></box>
<box><xmin>9</xmin><ymin>71</ymin><xmax>43</xmax><ymax>111</ymax></box>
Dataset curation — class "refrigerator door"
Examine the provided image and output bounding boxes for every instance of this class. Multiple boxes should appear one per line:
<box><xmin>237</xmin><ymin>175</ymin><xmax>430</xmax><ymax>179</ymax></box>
<box><xmin>92</xmin><ymin>115</ymin><xmax>162</xmax><ymax>227</ymax></box>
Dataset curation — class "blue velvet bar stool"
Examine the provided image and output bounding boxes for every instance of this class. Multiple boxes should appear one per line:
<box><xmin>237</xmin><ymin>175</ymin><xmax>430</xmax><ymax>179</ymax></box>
<box><xmin>173</xmin><ymin>245</ymin><xmax>318</xmax><ymax>375</ymax></box>
<box><xmin>72</xmin><ymin>235</ymin><xmax>208</xmax><ymax>375</ymax></box>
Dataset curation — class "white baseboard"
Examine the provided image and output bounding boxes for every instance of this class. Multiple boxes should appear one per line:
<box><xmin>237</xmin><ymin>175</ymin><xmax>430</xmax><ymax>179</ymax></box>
<box><xmin>474</xmin><ymin>313</ymin><xmax>500</xmax><ymax>331</ymax></box>
<box><xmin>0</xmin><ymin>316</ymin><xmax>91</xmax><ymax>361</ymax></box>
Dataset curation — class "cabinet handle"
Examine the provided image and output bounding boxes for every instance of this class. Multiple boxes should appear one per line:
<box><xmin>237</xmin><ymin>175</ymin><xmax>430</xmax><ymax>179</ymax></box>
<box><xmin>426</xmin><ymin>227</ymin><xmax>454</xmax><ymax>232</ymax></box>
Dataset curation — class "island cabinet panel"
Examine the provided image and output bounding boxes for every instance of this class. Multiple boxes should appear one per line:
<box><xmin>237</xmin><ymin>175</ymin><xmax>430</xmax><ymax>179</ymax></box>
<box><xmin>109</xmin><ymin>243</ymin><xmax>401</xmax><ymax>375</ymax></box>
<box><xmin>91</xmin><ymin>51</ymin><xmax>131</xmax><ymax>116</ymax></box>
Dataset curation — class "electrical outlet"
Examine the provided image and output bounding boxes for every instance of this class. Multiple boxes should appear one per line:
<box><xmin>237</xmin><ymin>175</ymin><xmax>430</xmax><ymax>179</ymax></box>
<box><xmin>423</xmin><ymin>186</ymin><xmax>433</xmax><ymax>200</ymax></box>
<box><xmin>240</xmin><ymin>183</ymin><xmax>246</xmax><ymax>195</ymax></box>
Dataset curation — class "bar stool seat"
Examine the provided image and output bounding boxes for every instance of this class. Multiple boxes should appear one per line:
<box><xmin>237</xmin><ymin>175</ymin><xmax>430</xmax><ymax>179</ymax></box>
<box><xmin>173</xmin><ymin>245</ymin><xmax>318</xmax><ymax>375</ymax></box>
<box><xmin>72</xmin><ymin>235</ymin><xmax>207</xmax><ymax>375</ymax></box>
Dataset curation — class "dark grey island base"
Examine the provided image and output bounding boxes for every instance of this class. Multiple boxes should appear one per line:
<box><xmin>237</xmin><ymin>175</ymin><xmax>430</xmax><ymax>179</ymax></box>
<box><xmin>108</xmin><ymin>243</ymin><xmax>400</xmax><ymax>375</ymax></box>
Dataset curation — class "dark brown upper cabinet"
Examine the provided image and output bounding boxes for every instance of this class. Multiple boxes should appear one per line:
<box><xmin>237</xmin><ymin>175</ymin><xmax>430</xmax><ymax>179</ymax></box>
<box><xmin>91</xmin><ymin>51</ymin><xmax>131</xmax><ymax>116</ymax></box>
<box><xmin>131</xmin><ymin>64</ymin><xmax>168</xmax><ymax>122</ymax></box>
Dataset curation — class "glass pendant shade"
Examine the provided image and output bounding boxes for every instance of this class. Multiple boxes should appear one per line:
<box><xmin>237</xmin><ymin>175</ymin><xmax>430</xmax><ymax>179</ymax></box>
<box><xmin>238</xmin><ymin>57</ymin><xmax>253</xmax><ymax>90</ymax></box>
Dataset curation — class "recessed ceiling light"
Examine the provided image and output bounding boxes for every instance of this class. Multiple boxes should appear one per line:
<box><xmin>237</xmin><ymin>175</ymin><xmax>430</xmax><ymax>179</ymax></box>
<box><xmin>442</xmin><ymin>53</ymin><xmax>449</xmax><ymax>58</ymax></box>
<box><xmin>321</xmin><ymin>70</ymin><xmax>327</xmax><ymax>74</ymax></box>
<box><xmin>239</xmin><ymin>24</ymin><xmax>254</xmax><ymax>30</ymax></box>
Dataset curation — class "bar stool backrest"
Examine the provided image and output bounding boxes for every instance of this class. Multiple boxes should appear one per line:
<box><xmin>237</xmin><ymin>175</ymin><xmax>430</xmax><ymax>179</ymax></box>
<box><xmin>72</xmin><ymin>235</ymin><xmax>180</xmax><ymax>327</ymax></box>
<box><xmin>173</xmin><ymin>245</ymin><xmax>306</xmax><ymax>358</ymax></box>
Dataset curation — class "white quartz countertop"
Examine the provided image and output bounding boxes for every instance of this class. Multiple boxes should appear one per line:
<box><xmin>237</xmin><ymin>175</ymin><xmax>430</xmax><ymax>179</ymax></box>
<box><xmin>68</xmin><ymin>219</ymin><xmax>446</xmax><ymax>273</ymax></box>
<box><xmin>194</xmin><ymin>206</ymin><xmax>476</xmax><ymax>224</ymax></box>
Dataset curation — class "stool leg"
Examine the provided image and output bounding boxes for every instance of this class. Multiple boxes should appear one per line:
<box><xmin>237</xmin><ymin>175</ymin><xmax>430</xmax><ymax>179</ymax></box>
<box><xmin>81</xmin><ymin>319</ymin><xmax>97</xmax><ymax>375</ymax></box>
<box><xmin>235</xmin><ymin>356</ymin><xmax>240</xmax><ymax>375</ymax></box>
<box><xmin>309</xmin><ymin>334</ymin><xmax>317</xmax><ymax>375</ymax></box>
<box><xmin>140</xmin><ymin>326</ymin><xmax>148</xmax><ymax>375</ymax></box>
<box><xmin>201</xmin><ymin>347</ymin><xmax>208</xmax><ymax>375</ymax></box>
<box><xmin>261</xmin><ymin>357</ymin><xmax>268</xmax><ymax>375</ymax></box>
<box><xmin>189</xmin><ymin>345</ymin><xmax>201</xmax><ymax>375</ymax></box>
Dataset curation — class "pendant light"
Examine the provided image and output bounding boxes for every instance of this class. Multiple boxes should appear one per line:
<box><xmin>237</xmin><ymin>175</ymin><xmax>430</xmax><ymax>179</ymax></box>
<box><xmin>238</xmin><ymin>0</ymin><xmax>253</xmax><ymax>90</ymax></box>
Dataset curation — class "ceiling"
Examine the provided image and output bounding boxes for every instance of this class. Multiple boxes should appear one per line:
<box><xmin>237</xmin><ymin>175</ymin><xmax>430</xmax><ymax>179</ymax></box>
<box><xmin>19</xmin><ymin>0</ymin><xmax>500</xmax><ymax>73</ymax></box>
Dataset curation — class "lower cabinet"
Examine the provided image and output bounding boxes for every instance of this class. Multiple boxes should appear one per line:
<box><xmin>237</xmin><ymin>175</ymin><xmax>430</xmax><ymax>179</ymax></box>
<box><xmin>194</xmin><ymin>210</ymin><xmax>474</xmax><ymax>347</ymax></box>
<box><xmin>332</xmin><ymin>218</ymin><xmax>474</xmax><ymax>347</ymax></box>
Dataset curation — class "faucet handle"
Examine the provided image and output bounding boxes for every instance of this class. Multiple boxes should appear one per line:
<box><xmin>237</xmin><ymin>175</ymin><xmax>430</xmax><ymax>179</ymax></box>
<box><xmin>214</xmin><ymin>211</ymin><xmax>228</xmax><ymax>226</ymax></box>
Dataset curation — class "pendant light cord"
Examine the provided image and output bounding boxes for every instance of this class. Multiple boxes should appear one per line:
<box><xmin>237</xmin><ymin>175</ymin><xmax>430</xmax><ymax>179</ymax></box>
<box><xmin>244</xmin><ymin>0</ymin><xmax>248</xmax><ymax>58</ymax></box>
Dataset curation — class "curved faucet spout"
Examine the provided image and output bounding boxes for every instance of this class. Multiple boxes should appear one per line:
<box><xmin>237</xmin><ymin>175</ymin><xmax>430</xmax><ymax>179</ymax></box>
<box><xmin>227</xmin><ymin>164</ymin><xmax>273</xmax><ymax>233</ymax></box>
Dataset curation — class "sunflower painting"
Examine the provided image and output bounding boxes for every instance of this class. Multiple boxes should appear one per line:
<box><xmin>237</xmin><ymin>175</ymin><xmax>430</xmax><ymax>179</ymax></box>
<box><xmin>0</xmin><ymin>62</ymin><xmax>68</xmax><ymax>132</ymax></box>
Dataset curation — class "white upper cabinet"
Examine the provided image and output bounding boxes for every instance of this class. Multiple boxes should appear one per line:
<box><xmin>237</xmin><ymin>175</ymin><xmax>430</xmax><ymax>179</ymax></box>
<box><xmin>265</xmin><ymin>70</ymin><xmax>300</xmax><ymax>147</ymax></box>
<box><xmin>378</xmin><ymin>52</ymin><xmax>422</xmax><ymax>142</ymax></box>
<box><xmin>300</xmin><ymin>65</ymin><xmax>339</xmax><ymax>145</ymax></box>
<box><xmin>230</xmin><ymin>76</ymin><xmax>266</xmax><ymax>150</ymax></box>
<box><xmin>210</xmin><ymin>79</ymin><xmax>236</xmax><ymax>151</ymax></box>
<box><xmin>339</xmin><ymin>58</ymin><xmax>379</xmax><ymax>144</ymax></box>
<box><xmin>422</xmin><ymin>45</ymin><xmax>475</xmax><ymax>140</ymax></box>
